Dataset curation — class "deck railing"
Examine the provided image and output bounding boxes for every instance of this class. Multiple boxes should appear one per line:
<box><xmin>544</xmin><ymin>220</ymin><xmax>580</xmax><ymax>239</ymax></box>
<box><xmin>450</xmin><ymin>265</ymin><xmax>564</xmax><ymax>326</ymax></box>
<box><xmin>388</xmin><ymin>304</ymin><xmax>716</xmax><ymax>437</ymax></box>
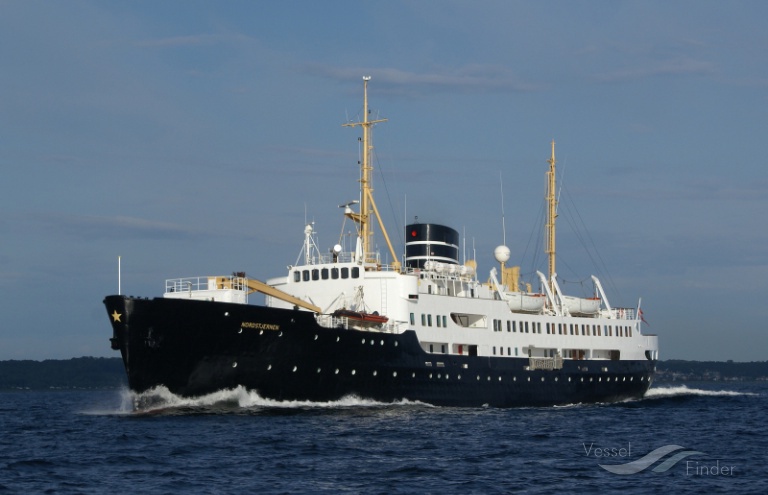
<box><xmin>165</xmin><ymin>276</ymin><xmax>248</xmax><ymax>294</ymax></box>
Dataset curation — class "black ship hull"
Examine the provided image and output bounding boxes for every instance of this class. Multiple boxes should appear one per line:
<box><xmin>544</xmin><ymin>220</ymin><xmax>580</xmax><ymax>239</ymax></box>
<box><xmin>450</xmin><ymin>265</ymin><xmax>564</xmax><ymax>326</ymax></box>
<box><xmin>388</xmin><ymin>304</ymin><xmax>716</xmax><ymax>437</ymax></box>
<box><xmin>104</xmin><ymin>295</ymin><xmax>656</xmax><ymax>408</ymax></box>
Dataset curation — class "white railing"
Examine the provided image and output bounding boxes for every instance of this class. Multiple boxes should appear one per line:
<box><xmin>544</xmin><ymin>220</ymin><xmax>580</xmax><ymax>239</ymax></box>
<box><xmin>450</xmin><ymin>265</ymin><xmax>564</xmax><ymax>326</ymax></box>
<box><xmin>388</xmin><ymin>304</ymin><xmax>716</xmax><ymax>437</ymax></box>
<box><xmin>165</xmin><ymin>276</ymin><xmax>248</xmax><ymax>294</ymax></box>
<box><xmin>610</xmin><ymin>307</ymin><xmax>636</xmax><ymax>320</ymax></box>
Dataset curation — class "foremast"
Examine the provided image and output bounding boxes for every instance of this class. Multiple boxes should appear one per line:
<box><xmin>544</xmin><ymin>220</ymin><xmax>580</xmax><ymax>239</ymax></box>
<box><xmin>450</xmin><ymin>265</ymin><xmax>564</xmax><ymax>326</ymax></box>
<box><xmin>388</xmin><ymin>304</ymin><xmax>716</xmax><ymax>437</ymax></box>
<box><xmin>545</xmin><ymin>140</ymin><xmax>557</xmax><ymax>293</ymax></box>
<box><xmin>342</xmin><ymin>77</ymin><xmax>401</xmax><ymax>270</ymax></box>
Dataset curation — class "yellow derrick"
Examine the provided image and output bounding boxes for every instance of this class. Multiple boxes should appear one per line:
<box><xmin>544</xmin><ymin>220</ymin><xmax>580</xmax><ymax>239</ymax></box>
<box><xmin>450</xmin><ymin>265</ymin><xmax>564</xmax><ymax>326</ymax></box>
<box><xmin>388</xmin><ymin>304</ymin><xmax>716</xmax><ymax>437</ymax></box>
<box><xmin>213</xmin><ymin>276</ymin><xmax>321</xmax><ymax>313</ymax></box>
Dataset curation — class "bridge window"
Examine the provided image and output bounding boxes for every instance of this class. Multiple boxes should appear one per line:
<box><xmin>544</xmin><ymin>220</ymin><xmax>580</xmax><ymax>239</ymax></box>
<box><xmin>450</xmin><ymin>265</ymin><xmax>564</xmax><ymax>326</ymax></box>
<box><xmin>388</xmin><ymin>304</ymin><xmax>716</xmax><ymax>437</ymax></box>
<box><xmin>321</xmin><ymin>268</ymin><xmax>329</xmax><ymax>280</ymax></box>
<box><xmin>351</xmin><ymin>267</ymin><xmax>360</xmax><ymax>278</ymax></box>
<box><xmin>303</xmin><ymin>270</ymin><xmax>310</xmax><ymax>281</ymax></box>
<box><xmin>331</xmin><ymin>268</ymin><xmax>339</xmax><ymax>279</ymax></box>
<box><xmin>294</xmin><ymin>271</ymin><xmax>301</xmax><ymax>282</ymax></box>
<box><xmin>312</xmin><ymin>269</ymin><xmax>319</xmax><ymax>281</ymax></box>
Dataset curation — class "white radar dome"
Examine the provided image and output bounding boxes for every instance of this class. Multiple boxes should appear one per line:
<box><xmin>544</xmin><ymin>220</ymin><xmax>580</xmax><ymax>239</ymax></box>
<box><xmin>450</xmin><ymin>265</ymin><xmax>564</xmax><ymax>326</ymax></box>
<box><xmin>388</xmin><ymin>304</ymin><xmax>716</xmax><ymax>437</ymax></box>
<box><xmin>333</xmin><ymin>244</ymin><xmax>343</xmax><ymax>254</ymax></box>
<box><xmin>494</xmin><ymin>245</ymin><xmax>511</xmax><ymax>263</ymax></box>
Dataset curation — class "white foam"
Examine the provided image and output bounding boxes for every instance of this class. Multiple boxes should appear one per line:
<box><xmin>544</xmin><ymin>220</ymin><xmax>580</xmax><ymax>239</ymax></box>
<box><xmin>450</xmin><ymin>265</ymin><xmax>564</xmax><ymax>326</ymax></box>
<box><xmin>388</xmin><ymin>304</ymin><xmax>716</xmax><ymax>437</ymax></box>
<box><xmin>644</xmin><ymin>384</ymin><xmax>758</xmax><ymax>399</ymax></box>
<box><xmin>127</xmin><ymin>385</ymin><xmax>428</xmax><ymax>413</ymax></box>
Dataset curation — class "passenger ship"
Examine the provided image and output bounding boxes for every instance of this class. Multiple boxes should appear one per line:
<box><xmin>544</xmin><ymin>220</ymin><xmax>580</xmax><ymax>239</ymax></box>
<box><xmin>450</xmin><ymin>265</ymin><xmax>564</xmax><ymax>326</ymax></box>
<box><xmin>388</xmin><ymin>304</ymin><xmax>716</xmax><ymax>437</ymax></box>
<box><xmin>104</xmin><ymin>77</ymin><xmax>659</xmax><ymax>408</ymax></box>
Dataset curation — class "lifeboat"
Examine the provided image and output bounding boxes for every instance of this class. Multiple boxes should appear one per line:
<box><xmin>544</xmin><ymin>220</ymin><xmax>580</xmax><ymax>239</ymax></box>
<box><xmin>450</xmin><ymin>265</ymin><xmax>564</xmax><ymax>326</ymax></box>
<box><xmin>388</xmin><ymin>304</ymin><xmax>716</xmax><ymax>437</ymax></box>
<box><xmin>504</xmin><ymin>292</ymin><xmax>547</xmax><ymax>313</ymax></box>
<box><xmin>331</xmin><ymin>309</ymin><xmax>389</xmax><ymax>325</ymax></box>
<box><xmin>560</xmin><ymin>295</ymin><xmax>601</xmax><ymax>315</ymax></box>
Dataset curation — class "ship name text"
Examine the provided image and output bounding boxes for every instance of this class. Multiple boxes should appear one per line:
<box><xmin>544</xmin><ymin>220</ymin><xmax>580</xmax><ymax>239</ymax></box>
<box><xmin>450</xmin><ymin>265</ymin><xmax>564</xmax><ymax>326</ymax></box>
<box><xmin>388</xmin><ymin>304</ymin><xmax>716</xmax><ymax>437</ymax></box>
<box><xmin>241</xmin><ymin>321</ymin><xmax>280</xmax><ymax>331</ymax></box>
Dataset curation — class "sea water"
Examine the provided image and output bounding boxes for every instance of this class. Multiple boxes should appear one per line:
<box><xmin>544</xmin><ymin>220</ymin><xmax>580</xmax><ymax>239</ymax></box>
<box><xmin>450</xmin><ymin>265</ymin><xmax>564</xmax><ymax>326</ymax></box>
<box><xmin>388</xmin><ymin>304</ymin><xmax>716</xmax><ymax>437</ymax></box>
<box><xmin>1</xmin><ymin>382</ymin><xmax>766</xmax><ymax>494</ymax></box>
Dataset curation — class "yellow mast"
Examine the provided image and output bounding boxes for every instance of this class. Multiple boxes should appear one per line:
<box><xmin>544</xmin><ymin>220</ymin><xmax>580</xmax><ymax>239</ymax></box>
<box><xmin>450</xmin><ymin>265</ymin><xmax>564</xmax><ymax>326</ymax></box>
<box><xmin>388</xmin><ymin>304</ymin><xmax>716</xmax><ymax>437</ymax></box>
<box><xmin>545</xmin><ymin>140</ymin><xmax>557</xmax><ymax>291</ymax></box>
<box><xmin>342</xmin><ymin>77</ymin><xmax>400</xmax><ymax>270</ymax></box>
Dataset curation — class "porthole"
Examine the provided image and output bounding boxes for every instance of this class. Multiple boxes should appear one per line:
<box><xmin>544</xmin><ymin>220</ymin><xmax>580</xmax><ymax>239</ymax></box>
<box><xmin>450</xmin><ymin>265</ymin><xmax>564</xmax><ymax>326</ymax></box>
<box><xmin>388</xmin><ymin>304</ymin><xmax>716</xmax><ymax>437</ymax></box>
<box><xmin>278</xmin><ymin>331</ymin><xmax>283</xmax><ymax>337</ymax></box>
<box><xmin>590</xmin><ymin>377</ymin><xmax>593</xmax><ymax>382</ymax></box>
<box><xmin>555</xmin><ymin>377</ymin><xmax>559</xmax><ymax>382</ymax></box>
<box><xmin>412</xmin><ymin>372</ymin><xmax>416</xmax><ymax>378</ymax></box>
<box><xmin>351</xmin><ymin>369</ymin><xmax>356</xmax><ymax>375</ymax></box>
<box><xmin>458</xmin><ymin>375</ymin><xmax>461</xmax><ymax>380</ymax></box>
<box><xmin>232</xmin><ymin>362</ymin><xmax>238</xmax><ymax>368</ymax></box>
<box><xmin>238</xmin><ymin>328</ymin><xmax>242</xmax><ymax>334</ymax></box>
<box><xmin>292</xmin><ymin>366</ymin><xmax>297</xmax><ymax>372</ymax></box>
<box><xmin>568</xmin><ymin>377</ymin><xmax>571</xmax><ymax>382</ymax></box>
<box><xmin>395</xmin><ymin>342</ymin><xmax>399</xmax><ymax>347</ymax></box>
<box><xmin>499</xmin><ymin>377</ymin><xmax>502</xmax><ymax>382</ymax></box>
<box><xmin>527</xmin><ymin>377</ymin><xmax>531</xmax><ymax>382</ymax></box>
<box><xmin>541</xmin><ymin>377</ymin><xmax>545</xmax><ymax>382</ymax></box>
<box><xmin>335</xmin><ymin>368</ymin><xmax>339</xmax><ymax>374</ymax></box>
<box><xmin>370</xmin><ymin>340</ymin><xmax>374</xmax><ymax>345</ymax></box>
<box><xmin>580</xmin><ymin>377</ymin><xmax>584</xmax><ymax>382</ymax></box>
<box><xmin>314</xmin><ymin>335</ymin><xmax>318</xmax><ymax>340</ymax></box>
<box><xmin>513</xmin><ymin>376</ymin><xmax>517</xmax><ymax>382</ymax></box>
<box><xmin>393</xmin><ymin>371</ymin><xmax>397</xmax><ymax>377</ymax></box>
<box><xmin>260</xmin><ymin>330</ymin><xmax>264</xmax><ymax>335</ymax></box>
<box><xmin>224</xmin><ymin>312</ymin><xmax>229</xmax><ymax>317</ymax></box>
<box><xmin>373</xmin><ymin>370</ymin><xmax>378</xmax><ymax>376</ymax></box>
<box><xmin>362</xmin><ymin>339</ymin><xmax>366</xmax><ymax>344</ymax></box>
<box><xmin>487</xmin><ymin>376</ymin><xmax>491</xmax><ymax>381</ymax></box>
<box><xmin>437</xmin><ymin>374</ymin><xmax>441</xmax><ymax>379</ymax></box>
<box><xmin>336</xmin><ymin>337</ymin><xmax>340</xmax><ymax>342</ymax></box>
<box><xmin>476</xmin><ymin>375</ymin><xmax>480</xmax><ymax>381</ymax></box>
<box><xmin>317</xmin><ymin>368</ymin><xmax>321</xmax><ymax>373</ymax></box>
<box><xmin>598</xmin><ymin>377</ymin><xmax>602</xmax><ymax>382</ymax></box>
<box><xmin>380</xmin><ymin>340</ymin><xmax>384</xmax><ymax>346</ymax></box>
<box><xmin>267</xmin><ymin>364</ymin><xmax>272</xmax><ymax>371</ymax></box>
<box><xmin>430</xmin><ymin>373</ymin><xmax>433</xmax><ymax>379</ymax></box>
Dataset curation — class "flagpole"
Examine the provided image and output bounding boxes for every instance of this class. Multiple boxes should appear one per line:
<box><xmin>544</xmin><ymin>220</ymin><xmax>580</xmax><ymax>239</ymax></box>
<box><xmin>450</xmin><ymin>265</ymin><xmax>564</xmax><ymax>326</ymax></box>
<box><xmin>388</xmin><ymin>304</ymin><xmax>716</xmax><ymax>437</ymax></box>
<box><xmin>118</xmin><ymin>255</ymin><xmax>121</xmax><ymax>295</ymax></box>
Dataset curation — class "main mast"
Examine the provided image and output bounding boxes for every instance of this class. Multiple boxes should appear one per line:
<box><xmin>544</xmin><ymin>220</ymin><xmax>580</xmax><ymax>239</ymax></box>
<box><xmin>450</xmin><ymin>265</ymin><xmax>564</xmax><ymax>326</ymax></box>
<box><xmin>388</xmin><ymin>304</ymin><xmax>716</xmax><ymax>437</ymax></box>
<box><xmin>342</xmin><ymin>77</ymin><xmax>400</xmax><ymax>270</ymax></box>
<box><xmin>545</xmin><ymin>140</ymin><xmax>557</xmax><ymax>291</ymax></box>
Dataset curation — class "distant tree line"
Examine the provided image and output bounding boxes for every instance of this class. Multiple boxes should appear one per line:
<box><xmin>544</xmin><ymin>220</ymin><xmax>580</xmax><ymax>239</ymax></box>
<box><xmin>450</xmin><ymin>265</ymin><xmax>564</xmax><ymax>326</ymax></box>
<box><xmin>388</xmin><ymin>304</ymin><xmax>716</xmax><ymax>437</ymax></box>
<box><xmin>0</xmin><ymin>357</ymin><xmax>126</xmax><ymax>390</ymax></box>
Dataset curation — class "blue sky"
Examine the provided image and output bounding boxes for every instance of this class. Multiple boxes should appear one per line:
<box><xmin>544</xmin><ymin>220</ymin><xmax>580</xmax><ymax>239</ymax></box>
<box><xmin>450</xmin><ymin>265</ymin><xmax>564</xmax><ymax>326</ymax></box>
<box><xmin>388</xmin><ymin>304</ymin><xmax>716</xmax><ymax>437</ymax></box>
<box><xmin>1</xmin><ymin>1</ymin><xmax>766</xmax><ymax>361</ymax></box>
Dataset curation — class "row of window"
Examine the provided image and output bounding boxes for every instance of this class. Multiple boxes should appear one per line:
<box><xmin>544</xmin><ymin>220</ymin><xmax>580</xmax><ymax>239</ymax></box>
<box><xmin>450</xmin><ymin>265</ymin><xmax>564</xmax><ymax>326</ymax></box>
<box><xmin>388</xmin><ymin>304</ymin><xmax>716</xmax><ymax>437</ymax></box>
<box><xmin>545</xmin><ymin>322</ymin><xmax>633</xmax><ymax>337</ymax></box>
<box><xmin>493</xmin><ymin>319</ymin><xmax>542</xmax><ymax>334</ymax></box>
<box><xmin>492</xmin><ymin>346</ymin><xmax>520</xmax><ymax>357</ymax></box>
<box><xmin>412</xmin><ymin>313</ymin><xmax>449</xmax><ymax>327</ymax></box>
<box><xmin>293</xmin><ymin>266</ymin><xmax>360</xmax><ymax>282</ymax></box>
<box><xmin>493</xmin><ymin>319</ymin><xmax>633</xmax><ymax>338</ymax></box>
<box><xmin>413</xmin><ymin>313</ymin><xmax>635</xmax><ymax>338</ymax></box>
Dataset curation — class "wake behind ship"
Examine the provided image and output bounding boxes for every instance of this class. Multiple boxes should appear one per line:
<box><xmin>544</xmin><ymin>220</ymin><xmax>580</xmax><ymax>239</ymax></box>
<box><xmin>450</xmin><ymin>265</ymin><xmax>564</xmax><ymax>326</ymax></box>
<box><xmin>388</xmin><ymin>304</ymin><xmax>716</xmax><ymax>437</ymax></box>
<box><xmin>105</xmin><ymin>78</ymin><xmax>658</xmax><ymax>408</ymax></box>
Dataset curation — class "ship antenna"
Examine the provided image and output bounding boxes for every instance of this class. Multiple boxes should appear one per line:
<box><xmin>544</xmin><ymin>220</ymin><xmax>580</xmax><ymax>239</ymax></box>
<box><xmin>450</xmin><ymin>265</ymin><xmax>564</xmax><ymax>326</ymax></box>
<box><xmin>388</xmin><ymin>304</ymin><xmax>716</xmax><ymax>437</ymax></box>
<box><xmin>500</xmin><ymin>171</ymin><xmax>506</xmax><ymax>246</ymax></box>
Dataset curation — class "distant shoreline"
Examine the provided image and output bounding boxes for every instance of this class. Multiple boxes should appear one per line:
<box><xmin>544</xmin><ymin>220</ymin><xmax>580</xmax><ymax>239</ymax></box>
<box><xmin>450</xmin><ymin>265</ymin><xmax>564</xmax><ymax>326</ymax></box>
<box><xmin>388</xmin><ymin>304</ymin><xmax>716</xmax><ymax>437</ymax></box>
<box><xmin>1</xmin><ymin>357</ymin><xmax>766</xmax><ymax>390</ymax></box>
